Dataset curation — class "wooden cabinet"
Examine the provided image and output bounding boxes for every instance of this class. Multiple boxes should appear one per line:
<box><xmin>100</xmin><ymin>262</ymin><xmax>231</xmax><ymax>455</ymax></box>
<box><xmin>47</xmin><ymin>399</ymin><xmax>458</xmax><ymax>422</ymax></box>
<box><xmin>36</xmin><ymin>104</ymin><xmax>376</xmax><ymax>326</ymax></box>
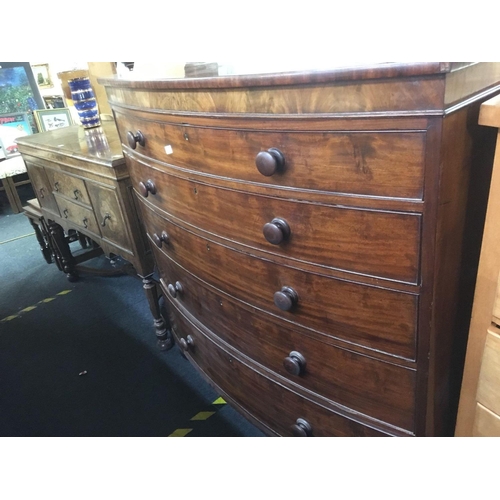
<box><xmin>101</xmin><ymin>63</ymin><xmax>500</xmax><ymax>436</ymax></box>
<box><xmin>16</xmin><ymin>121</ymin><xmax>170</xmax><ymax>348</ymax></box>
<box><xmin>456</xmin><ymin>95</ymin><xmax>500</xmax><ymax>436</ymax></box>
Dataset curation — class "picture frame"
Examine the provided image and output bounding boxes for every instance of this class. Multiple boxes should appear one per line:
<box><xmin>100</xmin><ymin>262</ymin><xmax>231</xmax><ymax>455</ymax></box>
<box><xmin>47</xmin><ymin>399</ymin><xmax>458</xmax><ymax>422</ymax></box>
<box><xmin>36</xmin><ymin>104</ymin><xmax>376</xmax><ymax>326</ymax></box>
<box><xmin>34</xmin><ymin>108</ymin><xmax>73</xmax><ymax>133</ymax></box>
<box><xmin>0</xmin><ymin>112</ymin><xmax>32</xmax><ymax>159</ymax></box>
<box><xmin>31</xmin><ymin>63</ymin><xmax>53</xmax><ymax>88</ymax></box>
<box><xmin>0</xmin><ymin>62</ymin><xmax>46</xmax><ymax>134</ymax></box>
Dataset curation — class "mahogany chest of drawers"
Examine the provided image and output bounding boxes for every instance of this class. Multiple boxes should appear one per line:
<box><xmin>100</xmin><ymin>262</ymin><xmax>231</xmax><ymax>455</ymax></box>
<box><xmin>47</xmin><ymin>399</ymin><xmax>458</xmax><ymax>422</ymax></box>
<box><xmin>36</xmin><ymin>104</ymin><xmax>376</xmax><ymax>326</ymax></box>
<box><xmin>101</xmin><ymin>62</ymin><xmax>500</xmax><ymax>436</ymax></box>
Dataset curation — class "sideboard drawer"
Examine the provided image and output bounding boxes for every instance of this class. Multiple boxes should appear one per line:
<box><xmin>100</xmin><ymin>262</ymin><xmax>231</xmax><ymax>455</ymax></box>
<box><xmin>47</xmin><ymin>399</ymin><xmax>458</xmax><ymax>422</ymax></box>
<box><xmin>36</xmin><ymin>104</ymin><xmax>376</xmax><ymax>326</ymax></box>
<box><xmin>144</xmin><ymin>208</ymin><xmax>418</xmax><ymax>360</ymax></box>
<box><xmin>156</xmin><ymin>245</ymin><xmax>416</xmax><ymax>431</ymax></box>
<box><xmin>167</xmin><ymin>300</ymin><xmax>392</xmax><ymax>436</ymax></box>
<box><xmin>130</xmin><ymin>159</ymin><xmax>421</xmax><ymax>283</ymax></box>
<box><xmin>54</xmin><ymin>194</ymin><xmax>100</xmax><ymax>237</ymax></box>
<box><xmin>25</xmin><ymin>162</ymin><xmax>60</xmax><ymax>216</ymax></box>
<box><xmin>115</xmin><ymin>111</ymin><xmax>426</xmax><ymax>200</ymax></box>
<box><xmin>45</xmin><ymin>168</ymin><xmax>91</xmax><ymax>206</ymax></box>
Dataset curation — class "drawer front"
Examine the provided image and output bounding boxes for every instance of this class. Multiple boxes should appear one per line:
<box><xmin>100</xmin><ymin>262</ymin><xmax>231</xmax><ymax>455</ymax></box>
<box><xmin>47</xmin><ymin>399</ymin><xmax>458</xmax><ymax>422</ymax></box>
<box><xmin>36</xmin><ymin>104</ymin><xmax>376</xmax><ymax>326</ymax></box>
<box><xmin>115</xmin><ymin>111</ymin><xmax>425</xmax><ymax>199</ymax></box>
<box><xmin>144</xmin><ymin>206</ymin><xmax>418</xmax><ymax>360</ymax></box>
<box><xmin>157</xmin><ymin>247</ymin><xmax>416</xmax><ymax>431</ymax></box>
<box><xmin>130</xmin><ymin>159</ymin><xmax>421</xmax><ymax>283</ymax></box>
<box><xmin>86</xmin><ymin>183</ymin><xmax>131</xmax><ymax>250</ymax></box>
<box><xmin>25</xmin><ymin>162</ymin><xmax>60</xmax><ymax>216</ymax></box>
<box><xmin>54</xmin><ymin>194</ymin><xmax>100</xmax><ymax>236</ymax></box>
<box><xmin>45</xmin><ymin>168</ymin><xmax>91</xmax><ymax>206</ymax></box>
<box><xmin>167</xmin><ymin>301</ymin><xmax>391</xmax><ymax>437</ymax></box>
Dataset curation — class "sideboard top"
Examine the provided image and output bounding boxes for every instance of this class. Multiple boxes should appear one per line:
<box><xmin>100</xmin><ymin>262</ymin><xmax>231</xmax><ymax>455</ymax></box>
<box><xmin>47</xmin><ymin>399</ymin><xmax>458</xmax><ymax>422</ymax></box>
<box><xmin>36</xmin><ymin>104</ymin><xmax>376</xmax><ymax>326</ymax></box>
<box><xmin>16</xmin><ymin>120</ymin><xmax>124</xmax><ymax>168</ymax></box>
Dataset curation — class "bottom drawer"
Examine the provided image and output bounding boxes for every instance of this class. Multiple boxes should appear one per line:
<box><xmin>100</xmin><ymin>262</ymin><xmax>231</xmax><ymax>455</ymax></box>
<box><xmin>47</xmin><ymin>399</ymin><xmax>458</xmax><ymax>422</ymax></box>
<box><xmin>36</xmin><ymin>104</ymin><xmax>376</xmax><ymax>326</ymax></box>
<box><xmin>166</xmin><ymin>296</ymin><xmax>390</xmax><ymax>437</ymax></box>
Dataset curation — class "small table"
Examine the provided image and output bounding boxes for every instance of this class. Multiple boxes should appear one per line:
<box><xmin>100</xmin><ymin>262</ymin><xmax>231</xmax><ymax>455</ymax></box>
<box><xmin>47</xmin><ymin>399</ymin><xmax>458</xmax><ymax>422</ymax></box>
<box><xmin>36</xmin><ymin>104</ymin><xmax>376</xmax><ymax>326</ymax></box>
<box><xmin>0</xmin><ymin>155</ymin><xmax>31</xmax><ymax>213</ymax></box>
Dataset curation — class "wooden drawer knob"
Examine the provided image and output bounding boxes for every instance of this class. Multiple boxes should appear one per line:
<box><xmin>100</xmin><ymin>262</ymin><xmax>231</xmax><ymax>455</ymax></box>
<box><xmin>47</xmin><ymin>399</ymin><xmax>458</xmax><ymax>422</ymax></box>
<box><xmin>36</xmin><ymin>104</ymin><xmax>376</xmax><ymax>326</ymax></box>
<box><xmin>153</xmin><ymin>231</ymin><xmax>169</xmax><ymax>248</ymax></box>
<box><xmin>168</xmin><ymin>281</ymin><xmax>183</xmax><ymax>298</ymax></box>
<box><xmin>291</xmin><ymin>418</ymin><xmax>312</xmax><ymax>437</ymax></box>
<box><xmin>255</xmin><ymin>148</ymin><xmax>285</xmax><ymax>176</ymax></box>
<box><xmin>274</xmin><ymin>286</ymin><xmax>298</xmax><ymax>311</ymax></box>
<box><xmin>283</xmin><ymin>351</ymin><xmax>306</xmax><ymax>376</ymax></box>
<box><xmin>126</xmin><ymin>130</ymin><xmax>145</xmax><ymax>149</ymax></box>
<box><xmin>263</xmin><ymin>218</ymin><xmax>290</xmax><ymax>245</ymax></box>
<box><xmin>138</xmin><ymin>179</ymin><xmax>157</xmax><ymax>197</ymax></box>
<box><xmin>179</xmin><ymin>335</ymin><xmax>194</xmax><ymax>351</ymax></box>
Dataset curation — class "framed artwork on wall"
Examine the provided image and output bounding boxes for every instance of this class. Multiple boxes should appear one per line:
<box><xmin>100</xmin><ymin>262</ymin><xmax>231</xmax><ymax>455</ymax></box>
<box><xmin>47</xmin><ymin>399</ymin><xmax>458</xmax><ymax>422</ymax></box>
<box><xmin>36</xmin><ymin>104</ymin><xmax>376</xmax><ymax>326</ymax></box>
<box><xmin>0</xmin><ymin>112</ymin><xmax>32</xmax><ymax>158</ymax></box>
<box><xmin>0</xmin><ymin>62</ymin><xmax>45</xmax><ymax>134</ymax></box>
<box><xmin>31</xmin><ymin>63</ymin><xmax>53</xmax><ymax>88</ymax></box>
<box><xmin>34</xmin><ymin>108</ymin><xmax>73</xmax><ymax>132</ymax></box>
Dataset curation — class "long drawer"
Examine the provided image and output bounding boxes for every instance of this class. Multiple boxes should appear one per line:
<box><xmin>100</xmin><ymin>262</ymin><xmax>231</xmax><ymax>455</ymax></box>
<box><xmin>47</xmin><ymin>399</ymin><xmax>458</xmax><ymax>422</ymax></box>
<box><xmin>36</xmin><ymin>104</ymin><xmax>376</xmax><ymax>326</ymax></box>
<box><xmin>129</xmin><ymin>158</ymin><xmax>421</xmax><ymax>284</ymax></box>
<box><xmin>166</xmin><ymin>298</ymin><xmax>393</xmax><ymax>437</ymax></box>
<box><xmin>115</xmin><ymin>111</ymin><xmax>426</xmax><ymax>200</ymax></box>
<box><xmin>141</xmin><ymin>202</ymin><xmax>418</xmax><ymax>360</ymax></box>
<box><xmin>53</xmin><ymin>193</ymin><xmax>100</xmax><ymax>237</ymax></box>
<box><xmin>155</xmin><ymin>243</ymin><xmax>416</xmax><ymax>432</ymax></box>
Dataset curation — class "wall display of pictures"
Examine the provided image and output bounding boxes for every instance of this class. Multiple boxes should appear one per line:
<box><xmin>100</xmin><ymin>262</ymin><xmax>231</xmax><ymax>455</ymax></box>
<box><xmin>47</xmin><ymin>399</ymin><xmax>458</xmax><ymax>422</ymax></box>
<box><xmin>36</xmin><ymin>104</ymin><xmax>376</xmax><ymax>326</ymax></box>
<box><xmin>0</xmin><ymin>112</ymin><xmax>32</xmax><ymax>158</ymax></box>
<box><xmin>34</xmin><ymin>108</ymin><xmax>73</xmax><ymax>132</ymax></box>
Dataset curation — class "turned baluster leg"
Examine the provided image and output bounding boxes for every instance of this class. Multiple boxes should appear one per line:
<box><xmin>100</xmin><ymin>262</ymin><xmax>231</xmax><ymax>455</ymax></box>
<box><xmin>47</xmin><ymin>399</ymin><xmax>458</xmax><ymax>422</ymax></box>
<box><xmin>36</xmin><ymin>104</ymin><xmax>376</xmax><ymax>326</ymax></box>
<box><xmin>141</xmin><ymin>273</ymin><xmax>172</xmax><ymax>351</ymax></box>
<box><xmin>48</xmin><ymin>220</ymin><xmax>78</xmax><ymax>282</ymax></box>
<box><xmin>27</xmin><ymin>216</ymin><xmax>52</xmax><ymax>264</ymax></box>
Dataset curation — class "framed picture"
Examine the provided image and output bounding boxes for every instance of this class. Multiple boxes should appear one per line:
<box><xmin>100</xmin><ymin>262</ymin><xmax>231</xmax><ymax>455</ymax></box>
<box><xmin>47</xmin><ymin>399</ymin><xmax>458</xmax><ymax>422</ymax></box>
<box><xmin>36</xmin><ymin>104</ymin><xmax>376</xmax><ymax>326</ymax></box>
<box><xmin>0</xmin><ymin>62</ymin><xmax>45</xmax><ymax>133</ymax></box>
<box><xmin>0</xmin><ymin>112</ymin><xmax>32</xmax><ymax>158</ymax></box>
<box><xmin>34</xmin><ymin>108</ymin><xmax>73</xmax><ymax>132</ymax></box>
<box><xmin>32</xmin><ymin>63</ymin><xmax>53</xmax><ymax>88</ymax></box>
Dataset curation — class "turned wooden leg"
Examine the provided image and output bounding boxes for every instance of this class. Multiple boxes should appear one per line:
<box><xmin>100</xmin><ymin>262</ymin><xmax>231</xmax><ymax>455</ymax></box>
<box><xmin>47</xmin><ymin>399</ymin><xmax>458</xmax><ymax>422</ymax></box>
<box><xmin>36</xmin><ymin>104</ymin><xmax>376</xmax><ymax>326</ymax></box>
<box><xmin>48</xmin><ymin>220</ymin><xmax>78</xmax><ymax>282</ymax></box>
<box><xmin>141</xmin><ymin>273</ymin><xmax>173</xmax><ymax>351</ymax></box>
<box><xmin>27</xmin><ymin>216</ymin><xmax>52</xmax><ymax>264</ymax></box>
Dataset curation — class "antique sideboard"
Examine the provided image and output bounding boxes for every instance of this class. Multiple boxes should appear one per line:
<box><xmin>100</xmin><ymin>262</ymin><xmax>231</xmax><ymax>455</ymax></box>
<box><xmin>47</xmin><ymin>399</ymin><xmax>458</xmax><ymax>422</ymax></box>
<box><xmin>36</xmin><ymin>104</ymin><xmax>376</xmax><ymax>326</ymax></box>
<box><xmin>96</xmin><ymin>62</ymin><xmax>500</xmax><ymax>437</ymax></box>
<box><xmin>16</xmin><ymin>121</ymin><xmax>170</xmax><ymax>348</ymax></box>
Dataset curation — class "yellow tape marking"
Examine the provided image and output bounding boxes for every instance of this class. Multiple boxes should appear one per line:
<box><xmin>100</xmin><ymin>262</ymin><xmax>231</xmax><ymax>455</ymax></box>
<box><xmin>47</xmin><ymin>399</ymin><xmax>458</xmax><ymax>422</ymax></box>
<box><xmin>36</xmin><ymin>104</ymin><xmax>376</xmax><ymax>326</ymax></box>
<box><xmin>212</xmin><ymin>397</ymin><xmax>227</xmax><ymax>405</ymax></box>
<box><xmin>1</xmin><ymin>289</ymin><xmax>73</xmax><ymax>323</ymax></box>
<box><xmin>168</xmin><ymin>428</ymin><xmax>193</xmax><ymax>437</ymax></box>
<box><xmin>1</xmin><ymin>315</ymin><xmax>19</xmax><ymax>323</ymax></box>
<box><xmin>190</xmin><ymin>411</ymin><xmax>216</xmax><ymax>421</ymax></box>
<box><xmin>20</xmin><ymin>306</ymin><xmax>37</xmax><ymax>313</ymax></box>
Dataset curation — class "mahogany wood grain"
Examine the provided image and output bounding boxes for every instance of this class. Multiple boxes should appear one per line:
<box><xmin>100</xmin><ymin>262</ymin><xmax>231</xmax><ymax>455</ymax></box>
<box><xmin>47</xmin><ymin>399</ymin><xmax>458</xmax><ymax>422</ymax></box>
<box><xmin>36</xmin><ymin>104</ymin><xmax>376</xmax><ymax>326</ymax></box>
<box><xmin>154</xmin><ymin>243</ymin><xmax>416</xmax><ymax>431</ymax></box>
<box><xmin>167</xmin><ymin>299</ymin><xmax>391</xmax><ymax>437</ymax></box>
<box><xmin>114</xmin><ymin>110</ymin><xmax>426</xmax><ymax>199</ymax></box>
<box><xmin>141</xmin><ymin>203</ymin><xmax>418</xmax><ymax>360</ymax></box>
<box><xmin>130</xmin><ymin>158</ymin><xmax>421</xmax><ymax>283</ymax></box>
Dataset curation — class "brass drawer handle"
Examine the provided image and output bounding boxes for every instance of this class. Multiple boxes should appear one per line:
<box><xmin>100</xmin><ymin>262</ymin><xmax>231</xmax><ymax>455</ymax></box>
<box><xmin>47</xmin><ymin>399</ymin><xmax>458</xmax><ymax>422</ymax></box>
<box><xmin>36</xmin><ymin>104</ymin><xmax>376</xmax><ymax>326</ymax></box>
<box><xmin>138</xmin><ymin>179</ymin><xmax>157</xmax><ymax>198</ymax></box>
<box><xmin>167</xmin><ymin>281</ymin><xmax>183</xmax><ymax>298</ymax></box>
<box><xmin>179</xmin><ymin>335</ymin><xmax>194</xmax><ymax>352</ymax></box>
<box><xmin>101</xmin><ymin>213</ymin><xmax>111</xmax><ymax>226</ymax></box>
<box><xmin>255</xmin><ymin>148</ymin><xmax>285</xmax><ymax>176</ymax></box>
<box><xmin>283</xmin><ymin>351</ymin><xmax>306</xmax><ymax>376</ymax></box>
<box><xmin>73</xmin><ymin>189</ymin><xmax>81</xmax><ymax>200</ymax></box>
<box><xmin>63</xmin><ymin>208</ymin><xmax>69</xmax><ymax>218</ymax></box>
<box><xmin>152</xmin><ymin>231</ymin><xmax>169</xmax><ymax>248</ymax></box>
<box><xmin>274</xmin><ymin>286</ymin><xmax>298</xmax><ymax>312</ymax></box>
<box><xmin>54</xmin><ymin>181</ymin><xmax>60</xmax><ymax>191</ymax></box>
<box><xmin>126</xmin><ymin>130</ymin><xmax>145</xmax><ymax>149</ymax></box>
<box><xmin>39</xmin><ymin>187</ymin><xmax>45</xmax><ymax>198</ymax></box>
<box><xmin>82</xmin><ymin>217</ymin><xmax>88</xmax><ymax>228</ymax></box>
<box><xmin>291</xmin><ymin>418</ymin><xmax>312</xmax><ymax>437</ymax></box>
<box><xmin>263</xmin><ymin>217</ymin><xmax>290</xmax><ymax>245</ymax></box>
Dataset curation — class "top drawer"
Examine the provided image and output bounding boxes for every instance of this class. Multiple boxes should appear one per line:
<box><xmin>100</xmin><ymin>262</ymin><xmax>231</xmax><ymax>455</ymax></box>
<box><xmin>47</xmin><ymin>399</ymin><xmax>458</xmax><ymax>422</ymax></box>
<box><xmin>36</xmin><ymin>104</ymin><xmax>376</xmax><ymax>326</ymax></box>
<box><xmin>114</xmin><ymin>111</ymin><xmax>426</xmax><ymax>200</ymax></box>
